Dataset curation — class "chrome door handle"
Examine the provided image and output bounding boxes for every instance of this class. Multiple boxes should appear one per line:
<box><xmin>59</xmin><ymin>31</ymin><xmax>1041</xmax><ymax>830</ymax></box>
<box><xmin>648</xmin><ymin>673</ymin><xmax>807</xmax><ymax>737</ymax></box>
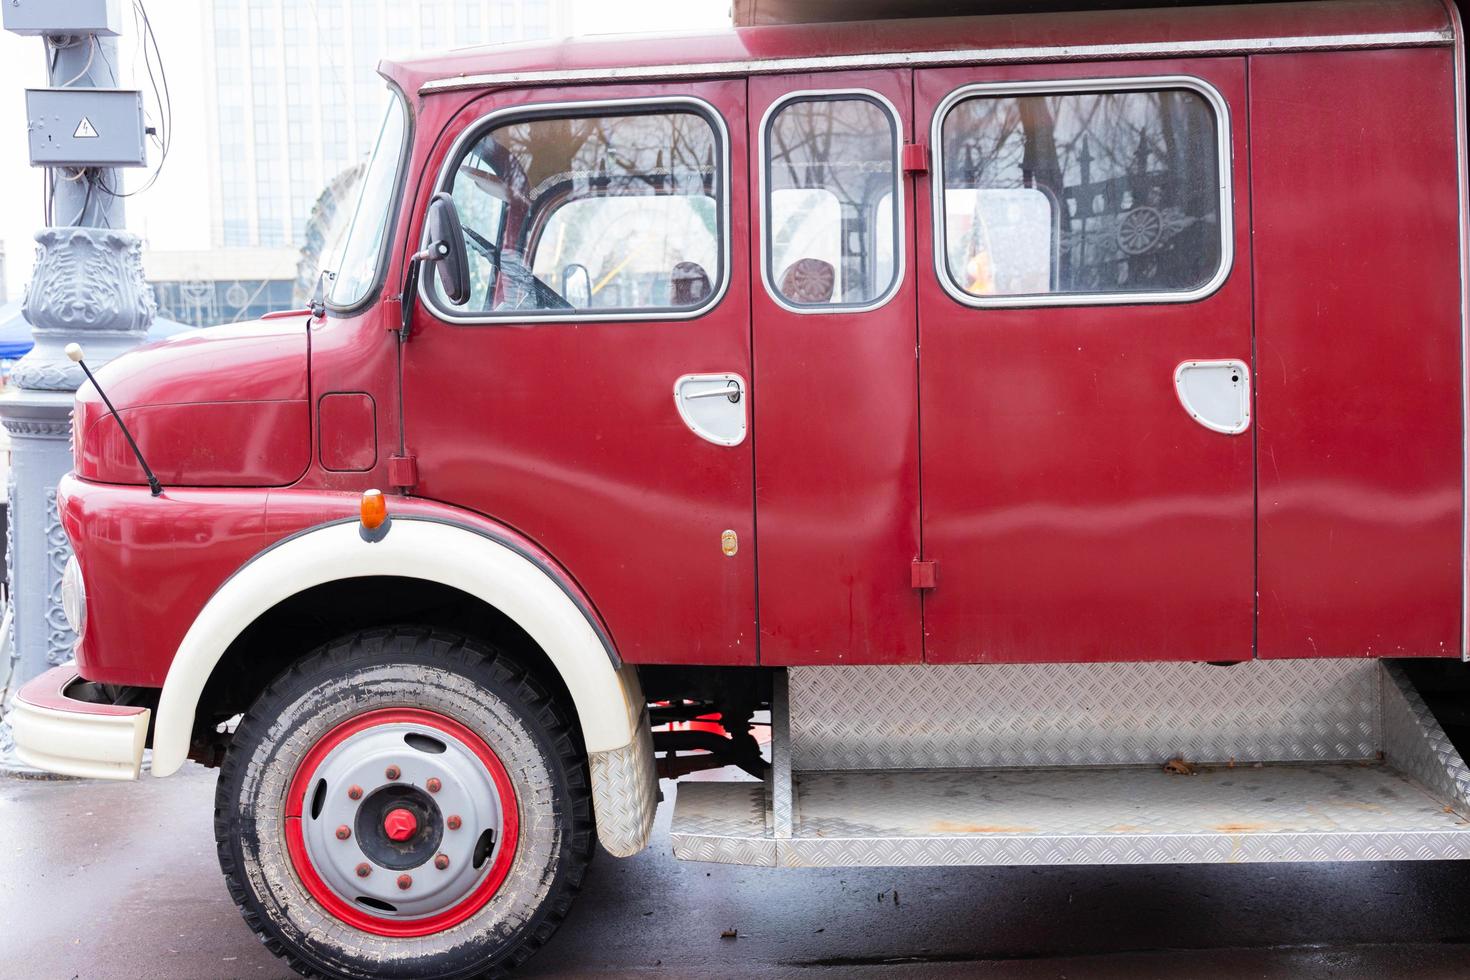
<box><xmin>681</xmin><ymin>380</ymin><xmax>742</xmax><ymax>403</ymax></box>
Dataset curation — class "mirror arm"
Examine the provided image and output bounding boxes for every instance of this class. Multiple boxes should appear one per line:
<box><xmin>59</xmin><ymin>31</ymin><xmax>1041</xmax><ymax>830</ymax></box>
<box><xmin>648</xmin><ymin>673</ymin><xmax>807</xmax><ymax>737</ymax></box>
<box><xmin>410</xmin><ymin>241</ymin><xmax>449</xmax><ymax>264</ymax></box>
<box><xmin>398</xmin><ymin>240</ymin><xmax>450</xmax><ymax>341</ymax></box>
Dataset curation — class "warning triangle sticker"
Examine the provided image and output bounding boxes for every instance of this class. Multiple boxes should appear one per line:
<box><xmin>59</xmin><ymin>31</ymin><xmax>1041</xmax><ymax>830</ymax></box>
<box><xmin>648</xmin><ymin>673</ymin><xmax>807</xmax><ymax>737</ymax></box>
<box><xmin>74</xmin><ymin>117</ymin><xmax>98</xmax><ymax>139</ymax></box>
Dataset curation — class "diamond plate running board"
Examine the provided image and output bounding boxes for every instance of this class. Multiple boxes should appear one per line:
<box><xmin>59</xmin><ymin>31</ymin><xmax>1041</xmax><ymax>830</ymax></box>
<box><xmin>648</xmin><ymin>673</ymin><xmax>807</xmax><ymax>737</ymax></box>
<box><xmin>670</xmin><ymin>662</ymin><xmax>1470</xmax><ymax>868</ymax></box>
<box><xmin>670</xmin><ymin>763</ymin><xmax>1470</xmax><ymax>867</ymax></box>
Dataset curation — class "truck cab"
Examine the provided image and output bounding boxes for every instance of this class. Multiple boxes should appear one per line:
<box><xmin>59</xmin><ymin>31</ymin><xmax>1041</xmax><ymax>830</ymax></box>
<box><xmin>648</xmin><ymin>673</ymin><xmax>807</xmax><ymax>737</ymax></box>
<box><xmin>12</xmin><ymin>1</ymin><xmax>1470</xmax><ymax>977</ymax></box>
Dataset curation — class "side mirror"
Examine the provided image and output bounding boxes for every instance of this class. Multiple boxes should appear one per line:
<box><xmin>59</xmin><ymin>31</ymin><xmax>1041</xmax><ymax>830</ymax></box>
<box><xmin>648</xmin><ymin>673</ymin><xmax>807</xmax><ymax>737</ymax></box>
<box><xmin>424</xmin><ymin>192</ymin><xmax>470</xmax><ymax>306</ymax></box>
<box><xmin>562</xmin><ymin>263</ymin><xmax>592</xmax><ymax>308</ymax></box>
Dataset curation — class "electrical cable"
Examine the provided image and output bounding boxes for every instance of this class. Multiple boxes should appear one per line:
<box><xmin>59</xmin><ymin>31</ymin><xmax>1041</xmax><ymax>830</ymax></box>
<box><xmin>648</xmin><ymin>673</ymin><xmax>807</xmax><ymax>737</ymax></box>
<box><xmin>122</xmin><ymin>0</ymin><xmax>170</xmax><ymax>193</ymax></box>
<box><xmin>72</xmin><ymin>171</ymin><xmax>94</xmax><ymax>226</ymax></box>
<box><xmin>97</xmin><ymin>35</ymin><xmax>118</xmax><ymax>85</ymax></box>
<box><xmin>58</xmin><ymin>34</ymin><xmax>96</xmax><ymax>87</ymax></box>
<box><xmin>101</xmin><ymin>0</ymin><xmax>172</xmax><ymax>200</ymax></box>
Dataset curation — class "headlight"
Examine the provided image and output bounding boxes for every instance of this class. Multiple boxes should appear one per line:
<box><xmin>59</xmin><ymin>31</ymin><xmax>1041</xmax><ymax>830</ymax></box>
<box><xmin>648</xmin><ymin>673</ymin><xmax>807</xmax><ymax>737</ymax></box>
<box><xmin>61</xmin><ymin>555</ymin><xmax>86</xmax><ymax>639</ymax></box>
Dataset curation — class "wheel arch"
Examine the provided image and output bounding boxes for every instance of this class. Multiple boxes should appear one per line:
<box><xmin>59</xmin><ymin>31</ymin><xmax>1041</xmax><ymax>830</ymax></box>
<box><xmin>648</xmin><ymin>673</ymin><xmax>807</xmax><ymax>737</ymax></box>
<box><xmin>152</xmin><ymin>516</ymin><xmax>645</xmax><ymax>778</ymax></box>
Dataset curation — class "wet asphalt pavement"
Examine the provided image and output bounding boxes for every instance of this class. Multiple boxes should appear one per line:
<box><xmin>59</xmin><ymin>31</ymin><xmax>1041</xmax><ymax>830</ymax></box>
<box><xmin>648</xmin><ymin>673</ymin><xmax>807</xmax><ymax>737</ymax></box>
<box><xmin>4</xmin><ymin>764</ymin><xmax>1470</xmax><ymax>979</ymax></box>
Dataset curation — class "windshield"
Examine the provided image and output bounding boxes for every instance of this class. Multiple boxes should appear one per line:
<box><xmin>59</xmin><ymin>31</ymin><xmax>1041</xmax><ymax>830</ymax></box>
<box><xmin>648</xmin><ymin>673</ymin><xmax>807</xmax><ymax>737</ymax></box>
<box><xmin>328</xmin><ymin>92</ymin><xmax>409</xmax><ymax>309</ymax></box>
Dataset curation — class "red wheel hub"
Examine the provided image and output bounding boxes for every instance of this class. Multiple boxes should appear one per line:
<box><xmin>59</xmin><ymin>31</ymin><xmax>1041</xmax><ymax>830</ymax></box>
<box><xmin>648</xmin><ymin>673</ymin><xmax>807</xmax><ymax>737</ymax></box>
<box><xmin>283</xmin><ymin>708</ymin><xmax>519</xmax><ymax>938</ymax></box>
<box><xmin>383</xmin><ymin>807</ymin><xmax>418</xmax><ymax>841</ymax></box>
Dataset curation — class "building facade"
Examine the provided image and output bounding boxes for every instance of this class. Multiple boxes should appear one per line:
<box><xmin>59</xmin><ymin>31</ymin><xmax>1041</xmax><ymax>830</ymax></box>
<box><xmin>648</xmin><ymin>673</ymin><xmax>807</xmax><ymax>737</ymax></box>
<box><xmin>156</xmin><ymin>0</ymin><xmax>569</xmax><ymax>327</ymax></box>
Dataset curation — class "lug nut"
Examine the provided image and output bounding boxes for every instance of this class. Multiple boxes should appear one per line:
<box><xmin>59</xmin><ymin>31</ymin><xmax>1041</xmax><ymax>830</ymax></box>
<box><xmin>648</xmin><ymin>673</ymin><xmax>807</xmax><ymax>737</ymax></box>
<box><xmin>355</xmin><ymin>863</ymin><xmax>371</xmax><ymax>878</ymax></box>
<box><xmin>335</xmin><ymin>825</ymin><xmax>351</xmax><ymax>841</ymax></box>
<box><xmin>348</xmin><ymin>785</ymin><xmax>363</xmax><ymax>801</ymax></box>
<box><xmin>397</xmin><ymin>874</ymin><xmax>413</xmax><ymax>890</ymax></box>
<box><xmin>434</xmin><ymin>853</ymin><xmax>450</xmax><ymax>871</ymax></box>
<box><xmin>446</xmin><ymin>815</ymin><xmax>462</xmax><ymax>831</ymax></box>
<box><xmin>385</xmin><ymin>765</ymin><xmax>401</xmax><ymax>781</ymax></box>
<box><xmin>426</xmin><ymin>777</ymin><xmax>442</xmax><ymax>793</ymax></box>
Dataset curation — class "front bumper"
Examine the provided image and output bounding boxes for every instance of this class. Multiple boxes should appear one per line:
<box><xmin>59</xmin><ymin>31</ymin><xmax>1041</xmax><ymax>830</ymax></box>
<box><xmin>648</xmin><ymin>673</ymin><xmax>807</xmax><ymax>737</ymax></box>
<box><xmin>12</xmin><ymin>665</ymin><xmax>149</xmax><ymax>780</ymax></box>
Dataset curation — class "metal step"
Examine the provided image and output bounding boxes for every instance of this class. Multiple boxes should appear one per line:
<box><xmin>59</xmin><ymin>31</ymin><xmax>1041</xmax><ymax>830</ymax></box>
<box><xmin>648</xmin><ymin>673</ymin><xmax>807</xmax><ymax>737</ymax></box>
<box><xmin>670</xmin><ymin>661</ymin><xmax>1470</xmax><ymax>868</ymax></box>
<box><xmin>671</xmin><ymin>762</ymin><xmax>1470</xmax><ymax>867</ymax></box>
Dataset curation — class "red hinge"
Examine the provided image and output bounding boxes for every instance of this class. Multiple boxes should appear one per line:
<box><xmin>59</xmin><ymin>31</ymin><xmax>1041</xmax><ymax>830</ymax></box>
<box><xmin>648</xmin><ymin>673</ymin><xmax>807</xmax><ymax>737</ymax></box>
<box><xmin>901</xmin><ymin>143</ymin><xmax>929</xmax><ymax>175</ymax></box>
<box><xmin>911</xmin><ymin>559</ymin><xmax>937</xmax><ymax>590</ymax></box>
<box><xmin>388</xmin><ymin>454</ymin><xmax>418</xmax><ymax>489</ymax></box>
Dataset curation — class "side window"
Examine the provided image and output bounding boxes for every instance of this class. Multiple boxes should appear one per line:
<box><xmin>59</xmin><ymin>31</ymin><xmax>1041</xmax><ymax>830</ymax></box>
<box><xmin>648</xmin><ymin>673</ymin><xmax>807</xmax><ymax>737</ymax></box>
<box><xmin>434</xmin><ymin>105</ymin><xmax>723</xmax><ymax>318</ymax></box>
<box><xmin>764</xmin><ymin>94</ymin><xmax>901</xmax><ymax>310</ymax></box>
<box><xmin>937</xmin><ymin>82</ymin><xmax>1227</xmax><ymax>304</ymax></box>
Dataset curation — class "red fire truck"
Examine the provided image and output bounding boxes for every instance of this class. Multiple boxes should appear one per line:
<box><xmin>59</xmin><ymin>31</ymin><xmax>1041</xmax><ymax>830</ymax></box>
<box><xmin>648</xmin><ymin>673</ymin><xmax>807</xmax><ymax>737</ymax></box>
<box><xmin>11</xmin><ymin>0</ymin><xmax>1470</xmax><ymax>976</ymax></box>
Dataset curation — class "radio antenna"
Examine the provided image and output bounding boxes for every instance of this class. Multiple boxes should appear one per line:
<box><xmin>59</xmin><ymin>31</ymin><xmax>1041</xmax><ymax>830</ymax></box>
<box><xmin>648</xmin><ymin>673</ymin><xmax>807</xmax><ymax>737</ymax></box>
<box><xmin>66</xmin><ymin>343</ymin><xmax>163</xmax><ymax>497</ymax></box>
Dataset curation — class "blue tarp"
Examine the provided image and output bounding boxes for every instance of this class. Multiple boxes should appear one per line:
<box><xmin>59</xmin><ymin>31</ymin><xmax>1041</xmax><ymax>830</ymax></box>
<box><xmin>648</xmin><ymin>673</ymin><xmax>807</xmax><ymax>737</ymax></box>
<box><xmin>0</xmin><ymin>299</ymin><xmax>194</xmax><ymax>361</ymax></box>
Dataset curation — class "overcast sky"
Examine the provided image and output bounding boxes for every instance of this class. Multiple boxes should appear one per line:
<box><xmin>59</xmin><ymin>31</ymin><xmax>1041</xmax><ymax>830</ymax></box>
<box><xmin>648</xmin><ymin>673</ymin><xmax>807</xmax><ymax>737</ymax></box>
<box><xmin>0</xmin><ymin>0</ymin><xmax>730</xmax><ymax>301</ymax></box>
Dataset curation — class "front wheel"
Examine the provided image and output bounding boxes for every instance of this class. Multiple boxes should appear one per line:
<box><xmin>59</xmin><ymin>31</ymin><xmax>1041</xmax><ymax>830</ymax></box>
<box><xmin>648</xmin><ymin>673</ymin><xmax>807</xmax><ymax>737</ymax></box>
<box><xmin>215</xmin><ymin>628</ymin><xmax>593</xmax><ymax>979</ymax></box>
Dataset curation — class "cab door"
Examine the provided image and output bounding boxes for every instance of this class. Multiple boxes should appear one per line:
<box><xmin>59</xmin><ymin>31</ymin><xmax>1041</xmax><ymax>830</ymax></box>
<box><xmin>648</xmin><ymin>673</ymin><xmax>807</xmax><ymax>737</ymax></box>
<box><xmin>914</xmin><ymin>60</ymin><xmax>1254</xmax><ymax>663</ymax></box>
<box><xmin>750</xmin><ymin>70</ymin><xmax>923</xmax><ymax>664</ymax></box>
<box><xmin>401</xmin><ymin>80</ymin><xmax>756</xmax><ymax>665</ymax></box>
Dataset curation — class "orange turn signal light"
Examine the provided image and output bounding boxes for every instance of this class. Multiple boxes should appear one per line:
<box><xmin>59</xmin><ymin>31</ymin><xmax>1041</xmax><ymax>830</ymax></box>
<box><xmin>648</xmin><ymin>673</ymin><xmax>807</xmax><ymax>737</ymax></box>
<box><xmin>360</xmin><ymin>489</ymin><xmax>388</xmax><ymax>530</ymax></box>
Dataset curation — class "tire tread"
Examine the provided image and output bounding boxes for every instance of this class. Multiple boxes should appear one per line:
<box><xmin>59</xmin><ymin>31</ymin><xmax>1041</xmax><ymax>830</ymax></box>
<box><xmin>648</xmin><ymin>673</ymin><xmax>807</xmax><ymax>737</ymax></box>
<box><xmin>214</xmin><ymin>626</ymin><xmax>595</xmax><ymax>980</ymax></box>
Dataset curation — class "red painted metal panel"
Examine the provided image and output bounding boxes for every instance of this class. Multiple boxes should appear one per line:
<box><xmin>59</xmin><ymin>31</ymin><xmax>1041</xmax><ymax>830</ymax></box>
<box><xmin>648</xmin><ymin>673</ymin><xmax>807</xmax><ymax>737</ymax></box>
<box><xmin>73</xmin><ymin>317</ymin><xmax>314</xmax><ymax>488</ymax></box>
<box><xmin>61</xmin><ymin>481</ymin><xmax>621</xmax><ymax>688</ymax></box>
<box><xmin>317</xmin><ymin>392</ymin><xmax>378</xmax><ymax>472</ymax></box>
<box><xmin>82</xmin><ymin>318</ymin><xmax>309</xmax><ymax>407</ymax></box>
<box><xmin>81</xmin><ymin>400</ymin><xmax>310</xmax><ymax>487</ymax></box>
<box><xmin>749</xmin><ymin>69</ymin><xmax>921</xmax><ymax>665</ymax></box>
<box><xmin>1253</xmin><ymin>47</ymin><xmax>1464</xmax><ymax>659</ymax></box>
<box><xmin>399</xmin><ymin>80</ymin><xmax>757</xmax><ymax>666</ymax></box>
<box><xmin>307</xmin><ymin>308</ymin><xmax>409</xmax><ymax>495</ymax></box>
<box><xmin>914</xmin><ymin>58</ymin><xmax>1254</xmax><ymax>664</ymax></box>
<box><xmin>60</xmin><ymin>476</ymin><xmax>274</xmax><ymax>686</ymax></box>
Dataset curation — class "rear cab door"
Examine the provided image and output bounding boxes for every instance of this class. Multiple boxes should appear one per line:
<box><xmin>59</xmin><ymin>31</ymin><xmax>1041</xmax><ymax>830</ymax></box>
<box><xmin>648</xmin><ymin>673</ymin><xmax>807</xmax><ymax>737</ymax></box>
<box><xmin>913</xmin><ymin>59</ymin><xmax>1254</xmax><ymax>663</ymax></box>
<box><xmin>749</xmin><ymin>69</ymin><xmax>924</xmax><ymax>665</ymax></box>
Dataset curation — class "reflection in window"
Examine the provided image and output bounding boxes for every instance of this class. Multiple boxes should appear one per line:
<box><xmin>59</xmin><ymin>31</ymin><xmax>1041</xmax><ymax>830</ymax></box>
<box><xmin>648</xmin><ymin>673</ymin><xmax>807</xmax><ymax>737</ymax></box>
<box><xmin>765</xmin><ymin>96</ymin><xmax>899</xmax><ymax>308</ymax></box>
<box><xmin>940</xmin><ymin>88</ymin><xmax>1222</xmax><ymax>300</ymax></box>
<box><xmin>328</xmin><ymin>94</ymin><xmax>408</xmax><ymax>308</ymax></box>
<box><xmin>441</xmin><ymin>109</ymin><xmax>722</xmax><ymax>316</ymax></box>
<box><xmin>531</xmin><ymin>196</ymin><xmax>717</xmax><ymax>310</ymax></box>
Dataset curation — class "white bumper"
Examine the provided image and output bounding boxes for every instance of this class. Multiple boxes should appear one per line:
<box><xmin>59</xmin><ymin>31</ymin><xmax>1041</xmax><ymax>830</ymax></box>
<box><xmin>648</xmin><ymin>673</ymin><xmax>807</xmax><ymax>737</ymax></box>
<box><xmin>12</xmin><ymin>665</ymin><xmax>150</xmax><ymax>780</ymax></box>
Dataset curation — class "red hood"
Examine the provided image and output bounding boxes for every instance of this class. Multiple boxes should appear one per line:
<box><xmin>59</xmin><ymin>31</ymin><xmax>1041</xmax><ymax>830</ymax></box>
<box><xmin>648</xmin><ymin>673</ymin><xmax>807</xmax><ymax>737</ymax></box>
<box><xmin>80</xmin><ymin>317</ymin><xmax>309</xmax><ymax>409</ymax></box>
<box><xmin>74</xmin><ymin>317</ymin><xmax>312</xmax><ymax>488</ymax></box>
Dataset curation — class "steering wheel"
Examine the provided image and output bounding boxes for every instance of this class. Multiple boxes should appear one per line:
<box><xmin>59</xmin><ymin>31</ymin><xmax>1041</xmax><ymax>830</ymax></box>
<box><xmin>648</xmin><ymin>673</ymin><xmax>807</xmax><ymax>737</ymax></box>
<box><xmin>490</xmin><ymin>248</ymin><xmax>573</xmax><ymax>313</ymax></box>
<box><xmin>463</xmin><ymin>227</ymin><xmax>499</xmax><ymax>264</ymax></box>
<box><xmin>527</xmin><ymin>274</ymin><xmax>573</xmax><ymax>311</ymax></box>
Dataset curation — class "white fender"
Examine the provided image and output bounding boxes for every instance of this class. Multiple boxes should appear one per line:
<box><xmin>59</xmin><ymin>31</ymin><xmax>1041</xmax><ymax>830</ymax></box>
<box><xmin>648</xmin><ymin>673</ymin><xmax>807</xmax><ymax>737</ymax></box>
<box><xmin>151</xmin><ymin>518</ymin><xmax>643</xmax><ymax>777</ymax></box>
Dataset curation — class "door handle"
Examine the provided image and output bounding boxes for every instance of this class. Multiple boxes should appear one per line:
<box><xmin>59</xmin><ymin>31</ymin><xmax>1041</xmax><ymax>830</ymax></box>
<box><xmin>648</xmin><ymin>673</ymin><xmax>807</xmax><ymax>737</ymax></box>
<box><xmin>673</xmin><ymin>373</ymin><xmax>747</xmax><ymax>447</ymax></box>
<box><xmin>1174</xmin><ymin>359</ymin><xmax>1250</xmax><ymax>435</ymax></box>
<box><xmin>681</xmin><ymin>380</ymin><xmax>743</xmax><ymax>403</ymax></box>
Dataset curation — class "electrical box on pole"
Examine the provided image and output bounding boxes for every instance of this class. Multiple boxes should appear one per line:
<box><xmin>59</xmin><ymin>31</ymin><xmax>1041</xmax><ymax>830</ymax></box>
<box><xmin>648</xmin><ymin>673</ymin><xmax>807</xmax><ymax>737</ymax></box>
<box><xmin>25</xmin><ymin>88</ymin><xmax>146</xmax><ymax>167</ymax></box>
<box><xmin>2</xmin><ymin>0</ymin><xmax>122</xmax><ymax>36</ymax></box>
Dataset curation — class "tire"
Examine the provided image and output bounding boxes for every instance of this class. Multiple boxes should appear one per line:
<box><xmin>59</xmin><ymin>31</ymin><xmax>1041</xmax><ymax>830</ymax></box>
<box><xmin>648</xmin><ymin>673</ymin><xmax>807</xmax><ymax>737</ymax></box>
<box><xmin>215</xmin><ymin>627</ymin><xmax>594</xmax><ymax>980</ymax></box>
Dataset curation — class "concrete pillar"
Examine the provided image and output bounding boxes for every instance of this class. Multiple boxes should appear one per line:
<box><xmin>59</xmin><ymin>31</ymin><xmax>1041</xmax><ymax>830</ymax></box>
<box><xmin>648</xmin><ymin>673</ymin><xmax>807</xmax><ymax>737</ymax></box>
<box><xmin>0</xmin><ymin>33</ymin><xmax>154</xmax><ymax>765</ymax></box>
